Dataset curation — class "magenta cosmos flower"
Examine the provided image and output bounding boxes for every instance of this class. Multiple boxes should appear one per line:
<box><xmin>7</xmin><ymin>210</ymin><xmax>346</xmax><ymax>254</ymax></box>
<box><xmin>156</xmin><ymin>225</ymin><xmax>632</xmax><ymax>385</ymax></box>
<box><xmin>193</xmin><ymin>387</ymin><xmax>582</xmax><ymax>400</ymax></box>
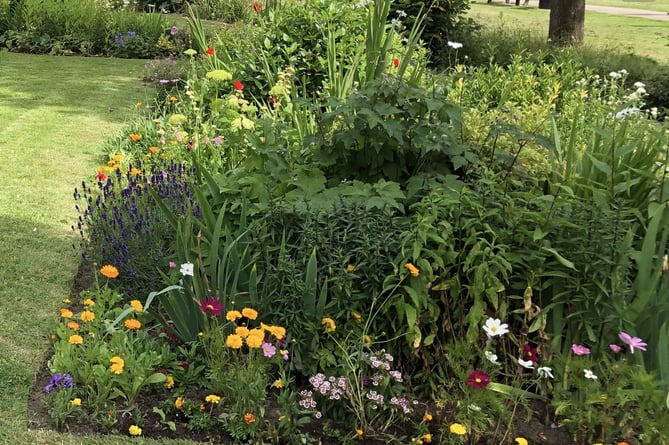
<box><xmin>199</xmin><ymin>298</ymin><xmax>223</xmax><ymax>317</ymax></box>
<box><xmin>571</xmin><ymin>344</ymin><xmax>590</xmax><ymax>356</ymax></box>
<box><xmin>618</xmin><ymin>331</ymin><xmax>647</xmax><ymax>353</ymax></box>
<box><xmin>523</xmin><ymin>343</ymin><xmax>539</xmax><ymax>363</ymax></box>
<box><xmin>466</xmin><ymin>370</ymin><xmax>490</xmax><ymax>388</ymax></box>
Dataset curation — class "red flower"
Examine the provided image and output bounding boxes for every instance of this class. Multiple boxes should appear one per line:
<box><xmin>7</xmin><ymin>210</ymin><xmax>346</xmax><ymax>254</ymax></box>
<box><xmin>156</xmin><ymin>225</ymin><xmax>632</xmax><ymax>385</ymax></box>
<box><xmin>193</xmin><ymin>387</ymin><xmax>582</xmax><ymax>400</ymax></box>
<box><xmin>205</xmin><ymin>47</ymin><xmax>214</xmax><ymax>56</ymax></box>
<box><xmin>233</xmin><ymin>80</ymin><xmax>244</xmax><ymax>91</ymax></box>
<box><xmin>95</xmin><ymin>172</ymin><xmax>107</xmax><ymax>182</ymax></box>
<box><xmin>252</xmin><ymin>1</ymin><xmax>262</xmax><ymax>13</ymax></box>
<box><xmin>200</xmin><ymin>297</ymin><xmax>223</xmax><ymax>317</ymax></box>
<box><xmin>466</xmin><ymin>370</ymin><xmax>490</xmax><ymax>388</ymax></box>
<box><xmin>392</xmin><ymin>58</ymin><xmax>399</xmax><ymax>68</ymax></box>
<box><xmin>523</xmin><ymin>343</ymin><xmax>539</xmax><ymax>363</ymax></box>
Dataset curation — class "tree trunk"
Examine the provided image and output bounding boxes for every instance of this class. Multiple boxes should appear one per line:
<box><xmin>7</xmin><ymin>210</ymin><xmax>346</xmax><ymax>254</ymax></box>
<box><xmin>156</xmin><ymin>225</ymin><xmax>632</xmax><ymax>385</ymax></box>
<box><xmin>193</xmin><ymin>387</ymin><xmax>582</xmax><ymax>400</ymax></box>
<box><xmin>548</xmin><ymin>0</ymin><xmax>585</xmax><ymax>45</ymax></box>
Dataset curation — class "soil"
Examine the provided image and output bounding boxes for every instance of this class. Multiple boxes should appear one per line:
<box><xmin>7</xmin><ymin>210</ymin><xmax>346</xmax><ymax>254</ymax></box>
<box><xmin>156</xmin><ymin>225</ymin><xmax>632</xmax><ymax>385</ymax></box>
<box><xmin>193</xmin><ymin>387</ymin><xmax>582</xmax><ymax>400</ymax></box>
<box><xmin>26</xmin><ymin>262</ymin><xmax>574</xmax><ymax>444</ymax></box>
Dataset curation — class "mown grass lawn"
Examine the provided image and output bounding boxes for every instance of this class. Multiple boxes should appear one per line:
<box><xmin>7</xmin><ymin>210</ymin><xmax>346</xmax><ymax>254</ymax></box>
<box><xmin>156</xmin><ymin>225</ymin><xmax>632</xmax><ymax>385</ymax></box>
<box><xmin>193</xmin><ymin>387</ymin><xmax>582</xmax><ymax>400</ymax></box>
<box><xmin>0</xmin><ymin>51</ymin><xmax>198</xmax><ymax>445</ymax></box>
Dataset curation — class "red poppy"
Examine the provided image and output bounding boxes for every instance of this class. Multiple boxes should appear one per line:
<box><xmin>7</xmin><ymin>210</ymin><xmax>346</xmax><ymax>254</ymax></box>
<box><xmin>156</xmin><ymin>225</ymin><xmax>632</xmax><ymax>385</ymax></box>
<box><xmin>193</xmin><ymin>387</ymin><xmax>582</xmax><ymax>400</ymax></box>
<box><xmin>252</xmin><ymin>1</ymin><xmax>262</xmax><ymax>13</ymax></box>
<box><xmin>392</xmin><ymin>58</ymin><xmax>399</xmax><ymax>68</ymax></box>
<box><xmin>233</xmin><ymin>80</ymin><xmax>244</xmax><ymax>91</ymax></box>
<box><xmin>466</xmin><ymin>370</ymin><xmax>490</xmax><ymax>388</ymax></box>
<box><xmin>205</xmin><ymin>47</ymin><xmax>214</xmax><ymax>56</ymax></box>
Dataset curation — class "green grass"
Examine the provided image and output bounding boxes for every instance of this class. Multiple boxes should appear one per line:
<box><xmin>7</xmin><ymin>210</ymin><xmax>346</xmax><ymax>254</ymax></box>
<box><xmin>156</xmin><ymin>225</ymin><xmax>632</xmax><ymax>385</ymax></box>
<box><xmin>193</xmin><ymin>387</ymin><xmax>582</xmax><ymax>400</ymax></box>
<box><xmin>0</xmin><ymin>51</ymin><xmax>198</xmax><ymax>445</ymax></box>
<box><xmin>467</xmin><ymin>1</ymin><xmax>669</xmax><ymax>63</ymax></box>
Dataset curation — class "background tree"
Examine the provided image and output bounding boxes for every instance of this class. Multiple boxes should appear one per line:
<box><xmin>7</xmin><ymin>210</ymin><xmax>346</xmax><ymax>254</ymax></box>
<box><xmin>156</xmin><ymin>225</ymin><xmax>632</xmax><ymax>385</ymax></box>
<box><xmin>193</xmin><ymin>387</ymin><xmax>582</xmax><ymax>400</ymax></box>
<box><xmin>548</xmin><ymin>0</ymin><xmax>585</xmax><ymax>44</ymax></box>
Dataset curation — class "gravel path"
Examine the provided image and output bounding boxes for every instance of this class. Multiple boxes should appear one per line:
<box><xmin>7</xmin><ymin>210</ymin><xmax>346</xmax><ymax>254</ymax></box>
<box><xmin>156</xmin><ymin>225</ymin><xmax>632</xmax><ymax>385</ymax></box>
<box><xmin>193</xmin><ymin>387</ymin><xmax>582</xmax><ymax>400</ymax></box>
<box><xmin>585</xmin><ymin>4</ymin><xmax>669</xmax><ymax>21</ymax></box>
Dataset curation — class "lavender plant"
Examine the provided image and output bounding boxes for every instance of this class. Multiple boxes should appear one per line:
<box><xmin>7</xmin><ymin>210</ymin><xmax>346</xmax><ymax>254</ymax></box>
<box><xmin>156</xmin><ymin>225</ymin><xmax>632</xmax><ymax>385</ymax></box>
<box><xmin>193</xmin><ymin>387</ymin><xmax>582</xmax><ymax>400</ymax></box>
<box><xmin>73</xmin><ymin>160</ymin><xmax>199</xmax><ymax>299</ymax></box>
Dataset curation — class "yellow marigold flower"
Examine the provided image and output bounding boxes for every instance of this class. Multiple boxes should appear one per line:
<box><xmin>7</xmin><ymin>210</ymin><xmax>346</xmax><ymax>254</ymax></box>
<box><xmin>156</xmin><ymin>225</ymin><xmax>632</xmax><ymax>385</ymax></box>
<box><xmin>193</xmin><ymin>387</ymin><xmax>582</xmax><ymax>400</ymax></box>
<box><xmin>515</xmin><ymin>438</ymin><xmax>528</xmax><ymax>445</ymax></box>
<box><xmin>110</xmin><ymin>356</ymin><xmax>125</xmax><ymax>374</ymax></box>
<box><xmin>80</xmin><ymin>310</ymin><xmax>95</xmax><ymax>322</ymax></box>
<box><xmin>242</xmin><ymin>307</ymin><xmax>258</xmax><ymax>320</ymax></box>
<box><xmin>83</xmin><ymin>298</ymin><xmax>95</xmax><ymax>307</ymax></box>
<box><xmin>63</xmin><ymin>298</ymin><xmax>71</xmax><ymax>304</ymax></box>
<box><xmin>273</xmin><ymin>379</ymin><xmax>284</xmax><ymax>389</ymax></box>
<box><xmin>67</xmin><ymin>321</ymin><xmax>80</xmax><ymax>330</ymax></box>
<box><xmin>322</xmin><ymin>317</ymin><xmax>336</xmax><ymax>333</ymax></box>
<box><xmin>50</xmin><ymin>334</ymin><xmax>57</xmax><ymax>341</ymax></box>
<box><xmin>244</xmin><ymin>412</ymin><xmax>256</xmax><ymax>424</ymax></box>
<box><xmin>236</xmin><ymin>326</ymin><xmax>250</xmax><ymax>338</ymax></box>
<box><xmin>128</xmin><ymin>425</ymin><xmax>142</xmax><ymax>436</ymax></box>
<box><xmin>355</xmin><ymin>428</ymin><xmax>364</xmax><ymax>439</ymax></box>
<box><xmin>199</xmin><ymin>403</ymin><xmax>205</xmax><ymax>411</ymax></box>
<box><xmin>347</xmin><ymin>264</ymin><xmax>356</xmax><ymax>272</ymax></box>
<box><xmin>175</xmin><ymin>397</ymin><xmax>184</xmax><ymax>410</ymax></box>
<box><xmin>129</xmin><ymin>133</ymin><xmax>142</xmax><ymax>142</ymax></box>
<box><xmin>100</xmin><ymin>265</ymin><xmax>119</xmax><ymax>279</ymax></box>
<box><xmin>130</xmin><ymin>300</ymin><xmax>143</xmax><ymax>312</ymax></box>
<box><xmin>423</xmin><ymin>434</ymin><xmax>432</xmax><ymax>443</ymax></box>
<box><xmin>70</xmin><ymin>398</ymin><xmax>81</xmax><ymax>407</ymax></box>
<box><xmin>205</xmin><ymin>394</ymin><xmax>221</xmax><ymax>404</ymax></box>
<box><xmin>164</xmin><ymin>375</ymin><xmax>175</xmax><ymax>389</ymax></box>
<box><xmin>405</xmin><ymin>262</ymin><xmax>420</xmax><ymax>277</ymax></box>
<box><xmin>124</xmin><ymin>318</ymin><xmax>141</xmax><ymax>330</ymax></box>
<box><xmin>68</xmin><ymin>334</ymin><xmax>83</xmax><ymax>345</ymax></box>
<box><xmin>60</xmin><ymin>308</ymin><xmax>73</xmax><ymax>318</ymax></box>
<box><xmin>350</xmin><ymin>311</ymin><xmax>361</xmax><ymax>322</ymax></box>
<box><xmin>423</xmin><ymin>412</ymin><xmax>433</xmax><ymax>422</ymax></box>
<box><xmin>226</xmin><ymin>334</ymin><xmax>243</xmax><ymax>349</ymax></box>
<box><xmin>169</xmin><ymin>96</ymin><xmax>178</xmax><ymax>103</ymax></box>
<box><xmin>130</xmin><ymin>167</ymin><xmax>142</xmax><ymax>176</ymax></box>
<box><xmin>450</xmin><ymin>423</ymin><xmax>467</xmax><ymax>436</ymax></box>
<box><xmin>245</xmin><ymin>331</ymin><xmax>264</xmax><ymax>349</ymax></box>
<box><xmin>364</xmin><ymin>335</ymin><xmax>372</xmax><ymax>345</ymax></box>
<box><xmin>113</xmin><ymin>154</ymin><xmax>123</xmax><ymax>162</ymax></box>
<box><xmin>269</xmin><ymin>325</ymin><xmax>286</xmax><ymax>339</ymax></box>
<box><xmin>226</xmin><ymin>310</ymin><xmax>242</xmax><ymax>322</ymax></box>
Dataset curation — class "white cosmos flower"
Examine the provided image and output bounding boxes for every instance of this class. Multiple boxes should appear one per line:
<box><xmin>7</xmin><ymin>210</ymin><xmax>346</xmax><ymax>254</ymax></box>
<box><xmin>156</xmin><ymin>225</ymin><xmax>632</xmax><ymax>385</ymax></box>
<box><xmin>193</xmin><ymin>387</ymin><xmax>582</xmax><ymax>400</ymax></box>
<box><xmin>484</xmin><ymin>350</ymin><xmax>499</xmax><ymax>364</ymax></box>
<box><xmin>447</xmin><ymin>41</ymin><xmax>463</xmax><ymax>49</ymax></box>
<box><xmin>180</xmin><ymin>262</ymin><xmax>194</xmax><ymax>276</ymax></box>
<box><xmin>584</xmin><ymin>369</ymin><xmax>598</xmax><ymax>380</ymax></box>
<box><xmin>483</xmin><ymin>318</ymin><xmax>509</xmax><ymax>337</ymax></box>
<box><xmin>518</xmin><ymin>358</ymin><xmax>535</xmax><ymax>369</ymax></box>
<box><xmin>537</xmin><ymin>366</ymin><xmax>554</xmax><ymax>379</ymax></box>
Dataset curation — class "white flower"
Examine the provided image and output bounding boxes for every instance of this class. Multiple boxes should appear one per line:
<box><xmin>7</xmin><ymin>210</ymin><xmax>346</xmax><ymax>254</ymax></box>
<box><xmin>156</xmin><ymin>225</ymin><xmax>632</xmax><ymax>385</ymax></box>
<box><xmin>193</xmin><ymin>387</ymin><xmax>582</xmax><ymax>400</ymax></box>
<box><xmin>483</xmin><ymin>318</ymin><xmax>509</xmax><ymax>337</ymax></box>
<box><xmin>537</xmin><ymin>366</ymin><xmax>554</xmax><ymax>379</ymax></box>
<box><xmin>650</xmin><ymin>107</ymin><xmax>659</xmax><ymax>118</ymax></box>
<box><xmin>484</xmin><ymin>350</ymin><xmax>499</xmax><ymax>364</ymax></box>
<box><xmin>633</xmin><ymin>81</ymin><xmax>645</xmax><ymax>89</ymax></box>
<box><xmin>615</xmin><ymin>107</ymin><xmax>640</xmax><ymax>119</ymax></box>
<box><xmin>518</xmin><ymin>358</ymin><xmax>535</xmax><ymax>369</ymax></box>
<box><xmin>609</xmin><ymin>71</ymin><xmax>622</xmax><ymax>79</ymax></box>
<box><xmin>179</xmin><ymin>262</ymin><xmax>194</xmax><ymax>276</ymax></box>
<box><xmin>584</xmin><ymin>369</ymin><xmax>598</xmax><ymax>380</ymax></box>
<box><xmin>396</xmin><ymin>9</ymin><xmax>407</xmax><ymax>18</ymax></box>
<box><xmin>636</xmin><ymin>87</ymin><xmax>646</xmax><ymax>95</ymax></box>
<box><xmin>468</xmin><ymin>404</ymin><xmax>482</xmax><ymax>412</ymax></box>
<box><xmin>619</xmin><ymin>69</ymin><xmax>628</xmax><ymax>75</ymax></box>
<box><xmin>447</xmin><ymin>41</ymin><xmax>463</xmax><ymax>49</ymax></box>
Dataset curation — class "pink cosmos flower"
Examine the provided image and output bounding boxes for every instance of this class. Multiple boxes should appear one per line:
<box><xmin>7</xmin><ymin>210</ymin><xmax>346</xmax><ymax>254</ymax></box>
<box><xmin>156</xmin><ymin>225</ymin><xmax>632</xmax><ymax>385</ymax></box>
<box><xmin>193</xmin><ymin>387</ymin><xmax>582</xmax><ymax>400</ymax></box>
<box><xmin>199</xmin><ymin>298</ymin><xmax>223</xmax><ymax>317</ymax></box>
<box><xmin>523</xmin><ymin>343</ymin><xmax>539</xmax><ymax>363</ymax></box>
<box><xmin>571</xmin><ymin>344</ymin><xmax>590</xmax><ymax>356</ymax></box>
<box><xmin>262</xmin><ymin>342</ymin><xmax>276</xmax><ymax>358</ymax></box>
<box><xmin>618</xmin><ymin>331</ymin><xmax>647</xmax><ymax>353</ymax></box>
<box><xmin>609</xmin><ymin>344</ymin><xmax>622</xmax><ymax>353</ymax></box>
<box><xmin>466</xmin><ymin>370</ymin><xmax>490</xmax><ymax>388</ymax></box>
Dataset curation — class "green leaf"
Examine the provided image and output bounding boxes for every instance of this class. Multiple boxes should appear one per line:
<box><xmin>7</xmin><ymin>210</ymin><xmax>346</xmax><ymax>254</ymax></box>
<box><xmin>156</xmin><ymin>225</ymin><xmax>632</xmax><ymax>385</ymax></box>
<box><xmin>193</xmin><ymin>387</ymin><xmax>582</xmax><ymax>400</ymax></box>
<box><xmin>541</xmin><ymin>247</ymin><xmax>576</xmax><ymax>270</ymax></box>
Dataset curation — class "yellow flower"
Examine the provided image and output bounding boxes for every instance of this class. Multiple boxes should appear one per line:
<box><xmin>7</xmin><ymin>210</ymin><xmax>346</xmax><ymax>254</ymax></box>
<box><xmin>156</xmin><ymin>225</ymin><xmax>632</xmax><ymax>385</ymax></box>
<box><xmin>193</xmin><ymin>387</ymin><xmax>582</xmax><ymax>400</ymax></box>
<box><xmin>128</xmin><ymin>425</ymin><xmax>142</xmax><ymax>436</ymax></box>
<box><xmin>423</xmin><ymin>434</ymin><xmax>432</xmax><ymax>443</ymax></box>
<box><xmin>355</xmin><ymin>428</ymin><xmax>364</xmax><ymax>439</ymax></box>
<box><xmin>235</xmin><ymin>326</ymin><xmax>250</xmax><ymax>338</ymax></box>
<box><xmin>124</xmin><ymin>319</ymin><xmax>141</xmax><ymax>330</ymax></box>
<box><xmin>130</xmin><ymin>167</ymin><xmax>142</xmax><ymax>176</ymax></box>
<box><xmin>83</xmin><ymin>298</ymin><xmax>95</xmax><ymax>307</ymax></box>
<box><xmin>164</xmin><ymin>375</ymin><xmax>174</xmax><ymax>389</ymax></box>
<box><xmin>242</xmin><ymin>307</ymin><xmax>258</xmax><ymax>320</ymax></box>
<box><xmin>149</xmin><ymin>146</ymin><xmax>159</xmax><ymax>154</ymax></box>
<box><xmin>205</xmin><ymin>394</ymin><xmax>221</xmax><ymax>404</ymax></box>
<box><xmin>226</xmin><ymin>310</ymin><xmax>242</xmax><ymax>321</ymax></box>
<box><xmin>226</xmin><ymin>334</ymin><xmax>243</xmax><ymax>349</ymax></box>
<box><xmin>246</xmin><ymin>331</ymin><xmax>264</xmax><ymax>348</ymax></box>
<box><xmin>423</xmin><ymin>412</ymin><xmax>433</xmax><ymax>422</ymax></box>
<box><xmin>100</xmin><ymin>264</ymin><xmax>119</xmax><ymax>279</ymax></box>
<box><xmin>130</xmin><ymin>300</ymin><xmax>143</xmax><ymax>312</ymax></box>
<box><xmin>113</xmin><ymin>154</ymin><xmax>123</xmax><ymax>162</ymax></box>
<box><xmin>244</xmin><ymin>412</ymin><xmax>256</xmax><ymax>424</ymax></box>
<box><xmin>364</xmin><ymin>335</ymin><xmax>372</xmax><ymax>345</ymax></box>
<box><xmin>63</xmin><ymin>298</ymin><xmax>71</xmax><ymax>304</ymax></box>
<box><xmin>80</xmin><ymin>310</ymin><xmax>95</xmax><ymax>322</ymax></box>
<box><xmin>175</xmin><ymin>397</ymin><xmax>184</xmax><ymax>410</ymax></box>
<box><xmin>67</xmin><ymin>321</ymin><xmax>80</xmax><ymax>330</ymax></box>
<box><xmin>110</xmin><ymin>356</ymin><xmax>125</xmax><ymax>375</ymax></box>
<box><xmin>450</xmin><ymin>423</ymin><xmax>467</xmax><ymax>435</ymax></box>
<box><xmin>70</xmin><ymin>398</ymin><xmax>81</xmax><ymax>407</ymax></box>
<box><xmin>205</xmin><ymin>69</ymin><xmax>232</xmax><ymax>81</ymax></box>
<box><xmin>404</xmin><ymin>262</ymin><xmax>420</xmax><ymax>277</ymax></box>
<box><xmin>350</xmin><ymin>311</ymin><xmax>361</xmax><ymax>322</ymax></box>
<box><xmin>169</xmin><ymin>96</ymin><xmax>178</xmax><ymax>103</ymax></box>
<box><xmin>273</xmin><ymin>379</ymin><xmax>284</xmax><ymax>389</ymax></box>
<box><xmin>129</xmin><ymin>133</ymin><xmax>142</xmax><ymax>142</ymax></box>
<box><xmin>322</xmin><ymin>317</ymin><xmax>336</xmax><ymax>333</ymax></box>
<box><xmin>347</xmin><ymin>264</ymin><xmax>356</xmax><ymax>272</ymax></box>
<box><xmin>68</xmin><ymin>334</ymin><xmax>83</xmax><ymax>345</ymax></box>
<box><xmin>515</xmin><ymin>438</ymin><xmax>528</xmax><ymax>445</ymax></box>
<box><xmin>268</xmin><ymin>325</ymin><xmax>286</xmax><ymax>339</ymax></box>
<box><xmin>60</xmin><ymin>308</ymin><xmax>73</xmax><ymax>319</ymax></box>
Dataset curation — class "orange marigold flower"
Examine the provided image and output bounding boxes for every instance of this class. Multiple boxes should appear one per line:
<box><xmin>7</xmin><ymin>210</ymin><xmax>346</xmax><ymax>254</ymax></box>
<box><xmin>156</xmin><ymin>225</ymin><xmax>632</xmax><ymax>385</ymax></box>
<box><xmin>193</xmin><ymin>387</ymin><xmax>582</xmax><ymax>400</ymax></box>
<box><xmin>110</xmin><ymin>356</ymin><xmax>125</xmax><ymax>374</ymax></box>
<box><xmin>83</xmin><ymin>298</ymin><xmax>95</xmax><ymax>307</ymax></box>
<box><xmin>124</xmin><ymin>318</ymin><xmax>141</xmax><ymax>330</ymax></box>
<box><xmin>60</xmin><ymin>308</ymin><xmax>73</xmax><ymax>319</ymax></box>
<box><xmin>423</xmin><ymin>412</ymin><xmax>433</xmax><ymax>422</ymax></box>
<box><xmin>130</xmin><ymin>300</ymin><xmax>143</xmax><ymax>312</ymax></box>
<box><xmin>68</xmin><ymin>334</ymin><xmax>83</xmax><ymax>345</ymax></box>
<box><xmin>226</xmin><ymin>310</ymin><xmax>242</xmax><ymax>322</ymax></box>
<box><xmin>423</xmin><ymin>434</ymin><xmax>432</xmax><ymax>443</ymax></box>
<box><xmin>149</xmin><ymin>146</ymin><xmax>158</xmax><ymax>154</ymax></box>
<box><xmin>241</xmin><ymin>307</ymin><xmax>258</xmax><ymax>320</ymax></box>
<box><xmin>129</xmin><ymin>133</ymin><xmax>142</xmax><ymax>142</ymax></box>
<box><xmin>100</xmin><ymin>265</ymin><xmax>119</xmax><ymax>279</ymax></box>
<box><xmin>322</xmin><ymin>317</ymin><xmax>336</xmax><ymax>333</ymax></box>
<box><xmin>244</xmin><ymin>412</ymin><xmax>256</xmax><ymax>424</ymax></box>
<box><xmin>226</xmin><ymin>334</ymin><xmax>243</xmax><ymax>349</ymax></box>
<box><xmin>80</xmin><ymin>310</ymin><xmax>95</xmax><ymax>322</ymax></box>
<box><xmin>268</xmin><ymin>325</ymin><xmax>286</xmax><ymax>339</ymax></box>
<box><xmin>246</xmin><ymin>331</ymin><xmax>264</xmax><ymax>349</ymax></box>
<box><xmin>235</xmin><ymin>326</ymin><xmax>250</xmax><ymax>338</ymax></box>
<box><xmin>175</xmin><ymin>397</ymin><xmax>184</xmax><ymax>410</ymax></box>
<box><xmin>404</xmin><ymin>262</ymin><xmax>420</xmax><ymax>277</ymax></box>
<box><xmin>355</xmin><ymin>428</ymin><xmax>364</xmax><ymax>439</ymax></box>
<box><xmin>67</xmin><ymin>321</ymin><xmax>80</xmax><ymax>330</ymax></box>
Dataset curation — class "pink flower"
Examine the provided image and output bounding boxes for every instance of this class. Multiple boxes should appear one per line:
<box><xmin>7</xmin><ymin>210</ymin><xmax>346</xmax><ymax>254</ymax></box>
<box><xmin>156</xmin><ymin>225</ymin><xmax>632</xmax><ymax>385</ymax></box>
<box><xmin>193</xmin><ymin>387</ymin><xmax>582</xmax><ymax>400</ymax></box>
<box><xmin>618</xmin><ymin>331</ymin><xmax>647</xmax><ymax>353</ymax></box>
<box><xmin>169</xmin><ymin>261</ymin><xmax>176</xmax><ymax>268</ymax></box>
<box><xmin>523</xmin><ymin>343</ymin><xmax>539</xmax><ymax>363</ymax></box>
<box><xmin>466</xmin><ymin>370</ymin><xmax>490</xmax><ymax>388</ymax></box>
<box><xmin>262</xmin><ymin>342</ymin><xmax>276</xmax><ymax>358</ymax></box>
<box><xmin>571</xmin><ymin>344</ymin><xmax>590</xmax><ymax>356</ymax></box>
<box><xmin>609</xmin><ymin>344</ymin><xmax>622</xmax><ymax>353</ymax></box>
<box><xmin>200</xmin><ymin>298</ymin><xmax>223</xmax><ymax>317</ymax></box>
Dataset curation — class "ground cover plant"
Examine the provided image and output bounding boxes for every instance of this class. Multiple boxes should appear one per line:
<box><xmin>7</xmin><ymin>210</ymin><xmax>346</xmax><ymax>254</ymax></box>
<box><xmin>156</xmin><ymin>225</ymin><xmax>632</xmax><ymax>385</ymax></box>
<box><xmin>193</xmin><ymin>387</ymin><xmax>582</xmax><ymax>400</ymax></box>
<box><xmin>4</xmin><ymin>0</ymin><xmax>669</xmax><ymax>444</ymax></box>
